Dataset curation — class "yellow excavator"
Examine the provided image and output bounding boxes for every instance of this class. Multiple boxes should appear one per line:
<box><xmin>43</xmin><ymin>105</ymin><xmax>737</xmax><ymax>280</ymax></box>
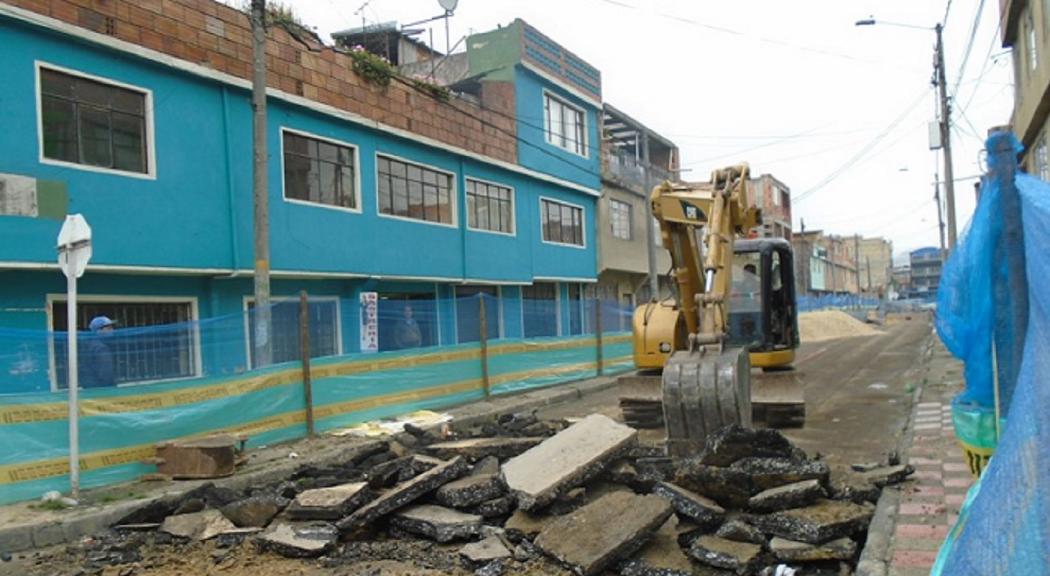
<box><xmin>624</xmin><ymin>164</ymin><xmax>801</xmax><ymax>456</ymax></box>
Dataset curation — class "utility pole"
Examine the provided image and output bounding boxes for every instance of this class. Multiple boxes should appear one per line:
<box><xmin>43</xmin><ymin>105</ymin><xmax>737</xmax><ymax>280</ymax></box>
<box><xmin>799</xmin><ymin>219</ymin><xmax>808</xmax><ymax>295</ymax></box>
<box><xmin>251</xmin><ymin>0</ymin><xmax>272</xmax><ymax>367</ymax></box>
<box><xmin>642</xmin><ymin>131</ymin><xmax>659</xmax><ymax>300</ymax></box>
<box><xmin>933</xmin><ymin>174</ymin><xmax>947</xmax><ymax>263</ymax></box>
<box><xmin>935</xmin><ymin>23</ymin><xmax>958</xmax><ymax>250</ymax></box>
<box><xmin>853</xmin><ymin>234</ymin><xmax>861</xmax><ymax>305</ymax></box>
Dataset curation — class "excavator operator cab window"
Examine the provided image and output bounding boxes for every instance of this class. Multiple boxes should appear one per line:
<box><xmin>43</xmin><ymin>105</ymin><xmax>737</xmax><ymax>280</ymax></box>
<box><xmin>728</xmin><ymin>253</ymin><xmax>763</xmax><ymax>346</ymax></box>
<box><xmin>728</xmin><ymin>243</ymin><xmax>797</xmax><ymax>351</ymax></box>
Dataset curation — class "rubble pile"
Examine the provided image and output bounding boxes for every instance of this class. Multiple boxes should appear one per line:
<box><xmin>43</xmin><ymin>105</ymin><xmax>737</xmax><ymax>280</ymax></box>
<box><xmin>35</xmin><ymin>415</ymin><xmax>914</xmax><ymax>576</ymax></box>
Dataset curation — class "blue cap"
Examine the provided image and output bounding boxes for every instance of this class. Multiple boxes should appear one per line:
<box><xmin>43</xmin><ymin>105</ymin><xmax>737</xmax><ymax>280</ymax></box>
<box><xmin>89</xmin><ymin>316</ymin><xmax>117</xmax><ymax>332</ymax></box>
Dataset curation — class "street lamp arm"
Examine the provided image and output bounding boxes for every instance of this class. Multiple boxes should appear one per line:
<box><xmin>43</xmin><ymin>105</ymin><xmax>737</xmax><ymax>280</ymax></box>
<box><xmin>854</xmin><ymin>18</ymin><xmax>935</xmax><ymax>31</ymax></box>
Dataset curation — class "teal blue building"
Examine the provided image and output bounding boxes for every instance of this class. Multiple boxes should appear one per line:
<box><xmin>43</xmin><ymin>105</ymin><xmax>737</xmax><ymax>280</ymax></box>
<box><xmin>0</xmin><ymin>2</ymin><xmax>606</xmax><ymax>393</ymax></box>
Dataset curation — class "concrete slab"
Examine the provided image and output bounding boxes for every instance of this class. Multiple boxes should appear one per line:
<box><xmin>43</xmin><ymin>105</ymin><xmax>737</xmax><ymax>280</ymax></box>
<box><xmin>689</xmin><ymin>535</ymin><xmax>762</xmax><ymax>573</ymax></box>
<box><xmin>618</xmin><ymin>516</ymin><xmax>695</xmax><ymax>576</ymax></box>
<box><xmin>747</xmin><ymin>499</ymin><xmax>874</xmax><ymax>544</ymax></box>
<box><xmin>288</xmin><ymin>482</ymin><xmax>372</xmax><ymax>521</ymax></box>
<box><xmin>652</xmin><ymin>482</ymin><xmax>725</xmax><ymax>527</ymax></box>
<box><xmin>460</xmin><ymin>535</ymin><xmax>512</xmax><ymax>563</ymax></box>
<box><xmin>336</xmin><ymin>456</ymin><xmax>468</xmax><ymax>533</ymax></box>
<box><xmin>255</xmin><ymin>522</ymin><xmax>337</xmax><ymax>558</ymax></box>
<box><xmin>502</xmin><ymin>414</ymin><xmax>637</xmax><ymax>511</ymax></box>
<box><xmin>435</xmin><ymin>474</ymin><xmax>504</xmax><ymax>508</ymax></box>
<box><xmin>533</xmin><ymin>491</ymin><xmax>672</xmax><ymax>576</ymax></box>
<box><xmin>159</xmin><ymin>509</ymin><xmax>236</xmax><ymax>541</ymax></box>
<box><xmin>424</xmin><ymin>437</ymin><xmax>542</xmax><ymax>462</ymax></box>
<box><xmin>748</xmin><ymin>479</ymin><xmax>825</xmax><ymax>512</ymax></box>
<box><xmin>389</xmin><ymin>504</ymin><xmax>483</xmax><ymax>543</ymax></box>
<box><xmin>770</xmin><ymin>536</ymin><xmax>857</xmax><ymax>562</ymax></box>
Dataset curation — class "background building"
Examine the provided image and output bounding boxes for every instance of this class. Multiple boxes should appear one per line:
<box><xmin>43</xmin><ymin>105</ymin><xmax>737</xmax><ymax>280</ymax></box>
<box><xmin>792</xmin><ymin>230</ymin><xmax>859</xmax><ymax>295</ymax></box>
<box><xmin>858</xmin><ymin>237</ymin><xmax>893</xmax><ymax>296</ymax></box>
<box><xmin>1001</xmin><ymin>0</ymin><xmax>1050</xmax><ymax>179</ymax></box>
<box><xmin>909</xmin><ymin>247</ymin><xmax>943</xmax><ymax>297</ymax></box>
<box><xmin>748</xmin><ymin>174</ymin><xmax>793</xmax><ymax>240</ymax></box>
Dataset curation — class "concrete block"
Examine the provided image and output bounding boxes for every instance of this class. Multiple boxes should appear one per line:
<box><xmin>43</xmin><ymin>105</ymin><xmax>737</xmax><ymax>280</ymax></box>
<box><xmin>618</xmin><ymin>516</ymin><xmax>695</xmax><ymax>576</ymax></box>
<box><xmin>770</xmin><ymin>536</ymin><xmax>857</xmax><ymax>562</ymax></box>
<box><xmin>389</xmin><ymin>504</ymin><xmax>483</xmax><ymax>543</ymax></box>
<box><xmin>502</xmin><ymin>414</ymin><xmax>637</xmax><ymax>511</ymax></box>
<box><xmin>425</xmin><ymin>437</ymin><xmax>542</xmax><ymax>462</ymax></box>
<box><xmin>747</xmin><ymin>499</ymin><xmax>874</xmax><ymax>544</ymax></box>
<box><xmin>748</xmin><ymin>479</ymin><xmax>825</xmax><ymax>512</ymax></box>
<box><xmin>533</xmin><ymin>491</ymin><xmax>672</xmax><ymax>576</ymax></box>
<box><xmin>255</xmin><ymin>522</ymin><xmax>337</xmax><ymax>558</ymax></box>
<box><xmin>689</xmin><ymin>535</ymin><xmax>762</xmax><ymax>573</ymax></box>
<box><xmin>336</xmin><ymin>457</ymin><xmax>469</xmax><ymax>532</ymax></box>
<box><xmin>288</xmin><ymin>482</ymin><xmax>372</xmax><ymax>520</ymax></box>
<box><xmin>435</xmin><ymin>474</ymin><xmax>504</xmax><ymax>508</ymax></box>
<box><xmin>652</xmin><ymin>481</ymin><xmax>725</xmax><ymax>527</ymax></box>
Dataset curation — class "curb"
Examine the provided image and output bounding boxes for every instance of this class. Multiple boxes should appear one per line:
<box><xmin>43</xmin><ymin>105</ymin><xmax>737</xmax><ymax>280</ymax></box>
<box><xmin>0</xmin><ymin>374</ymin><xmax>623</xmax><ymax>555</ymax></box>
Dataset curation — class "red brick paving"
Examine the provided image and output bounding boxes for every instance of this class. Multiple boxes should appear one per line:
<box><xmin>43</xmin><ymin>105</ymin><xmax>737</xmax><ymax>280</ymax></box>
<box><xmin>895</xmin><ymin>523</ymin><xmax>950</xmax><ymax>539</ymax></box>
<box><xmin>893</xmin><ymin>549</ymin><xmax>939</xmax><ymax>567</ymax></box>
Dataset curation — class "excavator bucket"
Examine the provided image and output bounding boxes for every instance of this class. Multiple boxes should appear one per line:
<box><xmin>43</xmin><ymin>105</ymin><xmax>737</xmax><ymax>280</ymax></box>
<box><xmin>661</xmin><ymin>347</ymin><xmax>751</xmax><ymax>457</ymax></box>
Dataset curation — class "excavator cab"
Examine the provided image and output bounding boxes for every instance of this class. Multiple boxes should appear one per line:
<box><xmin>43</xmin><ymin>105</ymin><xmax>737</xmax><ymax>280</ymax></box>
<box><xmin>728</xmin><ymin>238</ymin><xmax>800</xmax><ymax>368</ymax></box>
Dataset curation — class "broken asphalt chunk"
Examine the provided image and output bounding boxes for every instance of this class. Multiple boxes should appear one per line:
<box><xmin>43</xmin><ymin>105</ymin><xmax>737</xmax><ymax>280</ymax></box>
<box><xmin>533</xmin><ymin>491</ymin><xmax>672</xmax><ymax>576</ymax></box>
<box><xmin>389</xmin><ymin>504</ymin><xmax>483</xmax><ymax>543</ymax></box>
<box><xmin>617</xmin><ymin>516</ymin><xmax>696</xmax><ymax>576</ymax></box>
<box><xmin>288</xmin><ymin>482</ymin><xmax>373</xmax><ymax>521</ymax></box>
<box><xmin>769</xmin><ymin>536</ymin><xmax>857</xmax><ymax>562</ymax></box>
<box><xmin>436</xmin><ymin>474</ymin><xmax>505</xmax><ymax>508</ymax></box>
<box><xmin>336</xmin><ymin>456</ymin><xmax>469</xmax><ymax>533</ymax></box>
<box><xmin>425</xmin><ymin>437</ymin><xmax>543</xmax><ymax>462</ymax></box>
<box><xmin>673</xmin><ymin>461</ymin><xmax>753</xmax><ymax>508</ymax></box>
<box><xmin>700</xmin><ymin>425</ymin><xmax>799</xmax><ymax>467</ymax></box>
<box><xmin>255</xmin><ymin>522</ymin><xmax>337</xmax><ymax>558</ymax></box>
<box><xmin>860</xmin><ymin>464</ymin><xmax>915</xmax><ymax>487</ymax></box>
<box><xmin>472</xmin><ymin>495</ymin><xmax>516</xmax><ymax>518</ymax></box>
<box><xmin>715</xmin><ymin>520</ymin><xmax>767</xmax><ymax>546</ymax></box>
<box><xmin>220</xmin><ymin>495</ymin><xmax>285</xmax><ymax>528</ymax></box>
<box><xmin>159</xmin><ymin>509</ymin><xmax>236</xmax><ymax>541</ymax></box>
<box><xmin>460</xmin><ymin>535</ymin><xmax>512</xmax><ymax>564</ymax></box>
<box><xmin>748</xmin><ymin>479</ymin><xmax>825</xmax><ymax>512</ymax></box>
<box><xmin>728</xmin><ymin>457</ymin><xmax>830</xmax><ymax>491</ymax></box>
<box><xmin>746</xmin><ymin>499</ymin><xmax>874</xmax><ymax>544</ymax></box>
<box><xmin>689</xmin><ymin>535</ymin><xmax>762</xmax><ymax>574</ymax></box>
<box><xmin>652</xmin><ymin>481</ymin><xmax>726</xmax><ymax>527</ymax></box>
<box><xmin>502</xmin><ymin>414</ymin><xmax>637</xmax><ymax>511</ymax></box>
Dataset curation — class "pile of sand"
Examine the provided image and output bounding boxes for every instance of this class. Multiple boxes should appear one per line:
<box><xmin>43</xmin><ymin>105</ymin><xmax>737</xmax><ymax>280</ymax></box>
<box><xmin>799</xmin><ymin>309</ymin><xmax>882</xmax><ymax>342</ymax></box>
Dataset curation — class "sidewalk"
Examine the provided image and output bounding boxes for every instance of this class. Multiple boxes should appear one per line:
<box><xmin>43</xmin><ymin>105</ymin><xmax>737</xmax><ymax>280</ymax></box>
<box><xmin>0</xmin><ymin>374</ymin><xmax>621</xmax><ymax>554</ymax></box>
<box><xmin>886</xmin><ymin>337</ymin><xmax>973</xmax><ymax>576</ymax></box>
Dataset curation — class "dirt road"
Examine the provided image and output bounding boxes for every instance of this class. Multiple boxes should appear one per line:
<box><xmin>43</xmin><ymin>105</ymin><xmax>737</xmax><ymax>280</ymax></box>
<box><xmin>537</xmin><ymin>314</ymin><xmax>933</xmax><ymax>474</ymax></box>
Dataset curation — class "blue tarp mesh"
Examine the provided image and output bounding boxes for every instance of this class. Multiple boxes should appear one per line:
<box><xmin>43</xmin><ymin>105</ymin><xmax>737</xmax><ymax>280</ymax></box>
<box><xmin>933</xmin><ymin>133</ymin><xmax>1050</xmax><ymax>574</ymax></box>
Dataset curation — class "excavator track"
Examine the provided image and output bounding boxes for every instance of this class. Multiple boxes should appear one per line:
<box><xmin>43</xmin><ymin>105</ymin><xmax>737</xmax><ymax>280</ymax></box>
<box><xmin>661</xmin><ymin>347</ymin><xmax>751</xmax><ymax>457</ymax></box>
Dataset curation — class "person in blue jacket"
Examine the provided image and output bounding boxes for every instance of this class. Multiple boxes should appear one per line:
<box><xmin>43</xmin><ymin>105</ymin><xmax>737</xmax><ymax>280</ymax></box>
<box><xmin>81</xmin><ymin>316</ymin><xmax>117</xmax><ymax>388</ymax></box>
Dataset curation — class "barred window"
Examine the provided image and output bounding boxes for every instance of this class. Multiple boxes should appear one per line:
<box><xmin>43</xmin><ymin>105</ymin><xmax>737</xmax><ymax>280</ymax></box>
<box><xmin>51</xmin><ymin>299</ymin><xmax>197</xmax><ymax>388</ymax></box>
<box><xmin>39</xmin><ymin>67</ymin><xmax>149</xmax><ymax>174</ymax></box>
<box><xmin>610</xmin><ymin>199</ymin><xmax>632</xmax><ymax>240</ymax></box>
<box><xmin>283</xmin><ymin>131</ymin><xmax>357</xmax><ymax>210</ymax></box>
<box><xmin>541</xmin><ymin>198</ymin><xmax>584</xmax><ymax>246</ymax></box>
<box><xmin>466</xmin><ymin>179</ymin><xmax>514</xmax><ymax>234</ymax></box>
<box><xmin>377</xmin><ymin>155</ymin><xmax>453</xmax><ymax>224</ymax></box>
<box><xmin>247</xmin><ymin>299</ymin><xmax>340</xmax><ymax>368</ymax></box>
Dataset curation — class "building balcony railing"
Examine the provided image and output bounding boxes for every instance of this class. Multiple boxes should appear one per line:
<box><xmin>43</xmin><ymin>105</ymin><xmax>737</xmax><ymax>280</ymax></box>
<box><xmin>601</xmin><ymin>151</ymin><xmax>671</xmax><ymax>192</ymax></box>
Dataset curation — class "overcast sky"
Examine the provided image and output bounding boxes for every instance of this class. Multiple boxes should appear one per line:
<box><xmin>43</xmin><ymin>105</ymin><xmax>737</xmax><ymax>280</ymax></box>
<box><xmin>270</xmin><ymin>0</ymin><xmax>1013</xmax><ymax>257</ymax></box>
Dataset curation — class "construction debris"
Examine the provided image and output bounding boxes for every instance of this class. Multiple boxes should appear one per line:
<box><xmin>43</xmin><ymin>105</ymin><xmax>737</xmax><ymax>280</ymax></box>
<box><xmin>153</xmin><ymin>434</ymin><xmax>243</xmax><ymax>479</ymax></box>
<box><xmin>75</xmin><ymin>414</ymin><xmax>894</xmax><ymax>576</ymax></box>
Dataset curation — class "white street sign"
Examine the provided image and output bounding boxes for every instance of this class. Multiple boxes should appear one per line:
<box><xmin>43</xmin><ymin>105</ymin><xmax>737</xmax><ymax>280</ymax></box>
<box><xmin>57</xmin><ymin>214</ymin><xmax>92</xmax><ymax>278</ymax></box>
<box><xmin>360</xmin><ymin>292</ymin><xmax>379</xmax><ymax>353</ymax></box>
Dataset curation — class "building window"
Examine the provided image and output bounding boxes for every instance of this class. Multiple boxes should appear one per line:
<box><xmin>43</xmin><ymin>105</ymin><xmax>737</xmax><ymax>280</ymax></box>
<box><xmin>377</xmin><ymin>155</ymin><xmax>454</xmax><ymax>225</ymax></box>
<box><xmin>51</xmin><ymin>298</ymin><xmax>198</xmax><ymax>388</ymax></box>
<box><xmin>248</xmin><ymin>298</ymin><xmax>340</xmax><ymax>368</ymax></box>
<box><xmin>283</xmin><ymin>130</ymin><xmax>357</xmax><ymax>210</ymax></box>
<box><xmin>39</xmin><ymin>66</ymin><xmax>150</xmax><ymax>175</ymax></box>
<box><xmin>567</xmin><ymin>283</ymin><xmax>584</xmax><ymax>335</ymax></box>
<box><xmin>456</xmin><ymin>286</ymin><xmax>500</xmax><ymax>343</ymax></box>
<box><xmin>466</xmin><ymin>179</ymin><xmax>514</xmax><ymax>234</ymax></box>
<box><xmin>1037</xmin><ymin>136</ymin><xmax>1049</xmax><ymax>181</ymax></box>
<box><xmin>522</xmin><ymin>282</ymin><xmax>558</xmax><ymax>338</ymax></box>
<box><xmin>1029</xmin><ymin>9</ymin><xmax>1039</xmax><ymax>71</ymax></box>
<box><xmin>544</xmin><ymin>92</ymin><xmax>586</xmax><ymax>156</ymax></box>
<box><xmin>610</xmin><ymin>199</ymin><xmax>632</xmax><ymax>240</ymax></box>
<box><xmin>377</xmin><ymin>292</ymin><xmax>439</xmax><ymax>351</ymax></box>
<box><xmin>541</xmin><ymin>198</ymin><xmax>584</xmax><ymax>246</ymax></box>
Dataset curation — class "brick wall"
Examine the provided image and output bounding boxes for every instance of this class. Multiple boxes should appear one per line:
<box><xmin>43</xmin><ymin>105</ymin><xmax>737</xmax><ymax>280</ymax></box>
<box><xmin>7</xmin><ymin>0</ymin><xmax>518</xmax><ymax>163</ymax></box>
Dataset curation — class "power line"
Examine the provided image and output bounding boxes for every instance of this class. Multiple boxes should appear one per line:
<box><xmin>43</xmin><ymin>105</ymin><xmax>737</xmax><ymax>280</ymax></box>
<box><xmin>794</xmin><ymin>89</ymin><xmax>932</xmax><ymax>204</ymax></box>
<box><xmin>951</xmin><ymin>0</ymin><xmax>986</xmax><ymax>97</ymax></box>
<box><xmin>943</xmin><ymin>0</ymin><xmax>955</xmax><ymax>28</ymax></box>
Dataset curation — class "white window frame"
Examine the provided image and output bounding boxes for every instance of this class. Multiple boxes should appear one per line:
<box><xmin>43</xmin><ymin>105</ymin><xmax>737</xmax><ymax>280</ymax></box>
<box><xmin>35</xmin><ymin>61</ymin><xmax>157</xmax><ymax>180</ymax></box>
<box><xmin>543</xmin><ymin>89</ymin><xmax>588</xmax><ymax>158</ymax></box>
<box><xmin>44</xmin><ymin>294</ymin><xmax>202</xmax><ymax>391</ymax></box>
<box><xmin>609</xmin><ymin>198</ymin><xmax>632</xmax><ymax>240</ymax></box>
<box><xmin>374</xmin><ymin>152</ymin><xmax>458</xmax><ymax>229</ymax></box>
<box><xmin>465</xmin><ymin>176</ymin><xmax>517</xmax><ymax>237</ymax></box>
<box><xmin>242</xmin><ymin>295</ymin><xmax>344</xmax><ymax>368</ymax></box>
<box><xmin>539</xmin><ymin>196</ymin><xmax>587</xmax><ymax>249</ymax></box>
<box><xmin>280</xmin><ymin>127</ymin><xmax>363</xmax><ymax>214</ymax></box>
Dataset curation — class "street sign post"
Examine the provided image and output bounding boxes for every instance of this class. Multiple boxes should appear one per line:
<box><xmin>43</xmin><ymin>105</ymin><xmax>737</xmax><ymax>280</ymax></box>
<box><xmin>56</xmin><ymin>214</ymin><xmax>91</xmax><ymax>500</ymax></box>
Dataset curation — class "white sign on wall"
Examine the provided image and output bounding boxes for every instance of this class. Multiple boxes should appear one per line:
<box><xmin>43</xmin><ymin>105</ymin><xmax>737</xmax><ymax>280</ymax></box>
<box><xmin>359</xmin><ymin>292</ymin><xmax>379</xmax><ymax>353</ymax></box>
